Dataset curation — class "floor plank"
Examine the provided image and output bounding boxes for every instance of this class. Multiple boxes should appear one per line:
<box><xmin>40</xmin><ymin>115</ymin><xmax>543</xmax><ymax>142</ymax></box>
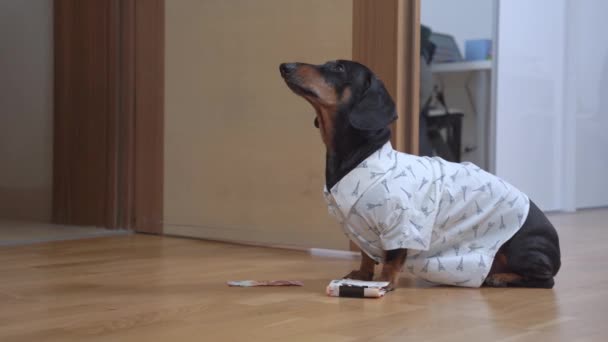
<box><xmin>0</xmin><ymin>219</ymin><xmax>129</xmax><ymax>246</ymax></box>
<box><xmin>0</xmin><ymin>209</ymin><xmax>607</xmax><ymax>341</ymax></box>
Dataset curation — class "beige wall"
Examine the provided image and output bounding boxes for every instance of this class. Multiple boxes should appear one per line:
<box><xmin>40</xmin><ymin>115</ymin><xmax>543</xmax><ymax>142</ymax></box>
<box><xmin>165</xmin><ymin>0</ymin><xmax>352</xmax><ymax>249</ymax></box>
<box><xmin>0</xmin><ymin>0</ymin><xmax>53</xmax><ymax>221</ymax></box>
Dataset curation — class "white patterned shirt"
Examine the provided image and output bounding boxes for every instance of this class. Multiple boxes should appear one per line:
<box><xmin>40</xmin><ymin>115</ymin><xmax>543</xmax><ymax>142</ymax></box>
<box><xmin>323</xmin><ymin>142</ymin><xmax>530</xmax><ymax>287</ymax></box>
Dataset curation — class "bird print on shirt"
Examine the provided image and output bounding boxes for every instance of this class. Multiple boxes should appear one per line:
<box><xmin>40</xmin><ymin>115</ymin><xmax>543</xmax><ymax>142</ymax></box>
<box><xmin>483</xmin><ymin>221</ymin><xmax>495</xmax><ymax>237</ymax></box>
<box><xmin>473</xmin><ymin>184</ymin><xmax>487</xmax><ymax>193</ymax></box>
<box><xmin>472</xmin><ymin>224</ymin><xmax>480</xmax><ymax>238</ymax></box>
<box><xmin>468</xmin><ymin>243</ymin><xmax>484</xmax><ymax>253</ymax></box>
<box><xmin>400</xmin><ymin>187</ymin><xmax>413</xmax><ymax>200</ymax></box>
<box><xmin>478</xmin><ymin>255</ymin><xmax>486</xmax><ymax>269</ymax></box>
<box><xmin>475</xmin><ymin>201</ymin><xmax>483</xmax><ymax>215</ymax></box>
<box><xmin>370</xmin><ymin>171</ymin><xmax>387</xmax><ymax>179</ymax></box>
<box><xmin>421</xmin><ymin>260</ymin><xmax>430</xmax><ymax>273</ymax></box>
<box><xmin>489</xmin><ymin>240</ymin><xmax>501</xmax><ymax>251</ymax></box>
<box><xmin>393</xmin><ymin>170</ymin><xmax>408</xmax><ymax>179</ymax></box>
<box><xmin>456</xmin><ymin>257</ymin><xmax>464</xmax><ymax>271</ymax></box>
<box><xmin>381</xmin><ymin>179</ymin><xmax>390</xmax><ymax>193</ymax></box>
<box><xmin>518</xmin><ymin>213</ymin><xmax>524</xmax><ymax>226</ymax></box>
<box><xmin>351</xmin><ymin>181</ymin><xmax>360</xmax><ymax>197</ymax></box>
<box><xmin>447</xmin><ymin>189</ymin><xmax>455</xmax><ymax>204</ymax></box>
<box><xmin>486</xmin><ymin>182</ymin><xmax>494</xmax><ymax>197</ymax></box>
<box><xmin>418</xmin><ymin>177</ymin><xmax>429</xmax><ymax>191</ymax></box>
<box><xmin>406</xmin><ymin>165</ymin><xmax>416</xmax><ymax>179</ymax></box>
<box><xmin>421</xmin><ymin>206</ymin><xmax>434</xmax><ymax>218</ymax></box>
<box><xmin>452</xmin><ymin>243</ymin><xmax>461</xmax><ymax>256</ymax></box>
<box><xmin>417</xmin><ymin>159</ymin><xmax>429</xmax><ymax>170</ymax></box>
<box><xmin>495</xmin><ymin>195</ymin><xmax>507</xmax><ymax>208</ymax></box>
<box><xmin>498</xmin><ymin>179</ymin><xmax>509</xmax><ymax>190</ymax></box>
<box><xmin>409</xmin><ymin>219</ymin><xmax>423</xmax><ymax>232</ymax></box>
<box><xmin>508</xmin><ymin>196</ymin><xmax>519</xmax><ymax>208</ymax></box>
<box><xmin>388</xmin><ymin>156</ymin><xmax>398</xmax><ymax>172</ymax></box>
<box><xmin>450</xmin><ymin>169</ymin><xmax>460</xmax><ymax>182</ymax></box>
<box><xmin>437</xmin><ymin>258</ymin><xmax>446</xmax><ymax>271</ymax></box>
<box><xmin>439</xmin><ymin>216</ymin><xmax>450</xmax><ymax>230</ymax></box>
<box><xmin>499</xmin><ymin>215</ymin><xmax>506</xmax><ymax>230</ymax></box>
<box><xmin>366</xmin><ymin>202</ymin><xmax>383</xmax><ymax>210</ymax></box>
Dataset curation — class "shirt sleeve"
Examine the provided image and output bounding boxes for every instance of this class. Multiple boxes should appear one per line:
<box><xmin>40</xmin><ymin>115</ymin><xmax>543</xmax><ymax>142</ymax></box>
<box><xmin>377</xmin><ymin>196</ymin><xmax>432</xmax><ymax>252</ymax></box>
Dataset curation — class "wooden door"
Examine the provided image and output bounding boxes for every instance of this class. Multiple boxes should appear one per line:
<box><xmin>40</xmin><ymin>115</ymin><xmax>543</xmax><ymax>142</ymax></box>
<box><xmin>53</xmin><ymin>0</ymin><xmax>164</xmax><ymax>233</ymax></box>
<box><xmin>353</xmin><ymin>0</ymin><xmax>420</xmax><ymax>154</ymax></box>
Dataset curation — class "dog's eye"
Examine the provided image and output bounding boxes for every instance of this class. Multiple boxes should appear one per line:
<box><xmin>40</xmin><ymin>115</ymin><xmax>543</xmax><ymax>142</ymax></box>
<box><xmin>333</xmin><ymin>63</ymin><xmax>345</xmax><ymax>72</ymax></box>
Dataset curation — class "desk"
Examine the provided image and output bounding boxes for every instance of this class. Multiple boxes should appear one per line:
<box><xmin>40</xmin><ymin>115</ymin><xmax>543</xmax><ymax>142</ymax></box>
<box><xmin>431</xmin><ymin>60</ymin><xmax>493</xmax><ymax>171</ymax></box>
<box><xmin>431</xmin><ymin>60</ymin><xmax>491</xmax><ymax>73</ymax></box>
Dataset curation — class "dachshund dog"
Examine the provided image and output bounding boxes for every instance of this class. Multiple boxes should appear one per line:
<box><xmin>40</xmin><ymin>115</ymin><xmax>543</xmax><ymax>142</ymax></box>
<box><xmin>280</xmin><ymin>60</ymin><xmax>561</xmax><ymax>291</ymax></box>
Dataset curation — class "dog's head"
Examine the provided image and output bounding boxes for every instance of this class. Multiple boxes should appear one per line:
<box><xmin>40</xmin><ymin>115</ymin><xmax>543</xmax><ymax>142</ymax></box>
<box><xmin>279</xmin><ymin>60</ymin><xmax>396</xmax><ymax>149</ymax></box>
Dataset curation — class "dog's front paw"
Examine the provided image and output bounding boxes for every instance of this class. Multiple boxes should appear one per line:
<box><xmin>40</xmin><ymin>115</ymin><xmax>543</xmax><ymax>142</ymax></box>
<box><xmin>343</xmin><ymin>270</ymin><xmax>373</xmax><ymax>281</ymax></box>
<box><xmin>377</xmin><ymin>275</ymin><xmax>398</xmax><ymax>292</ymax></box>
<box><xmin>382</xmin><ymin>282</ymin><xmax>396</xmax><ymax>292</ymax></box>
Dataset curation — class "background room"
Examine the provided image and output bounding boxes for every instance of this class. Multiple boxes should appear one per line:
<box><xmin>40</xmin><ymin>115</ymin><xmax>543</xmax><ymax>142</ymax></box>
<box><xmin>1</xmin><ymin>0</ymin><xmax>607</xmax><ymax>341</ymax></box>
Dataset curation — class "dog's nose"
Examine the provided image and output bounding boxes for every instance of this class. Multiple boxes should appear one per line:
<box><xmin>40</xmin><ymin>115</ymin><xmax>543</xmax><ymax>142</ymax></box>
<box><xmin>279</xmin><ymin>63</ymin><xmax>297</xmax><ymax>77</ymax></box>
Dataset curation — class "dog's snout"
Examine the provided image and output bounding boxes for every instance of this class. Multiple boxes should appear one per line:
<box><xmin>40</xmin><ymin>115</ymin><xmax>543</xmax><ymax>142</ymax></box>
<box><xmin>279</xmin><ymin>63</ymin><xmax>297</xmax><ymax>77</ymax></box>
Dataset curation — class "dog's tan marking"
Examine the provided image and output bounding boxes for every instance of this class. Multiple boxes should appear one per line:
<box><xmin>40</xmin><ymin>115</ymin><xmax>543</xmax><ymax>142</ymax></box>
<box><xmin>340</xmin><ymin>87</ymin><xmax>352</xmax><ymax>103</ymax></box>
<box><xmin>344</xmin><ymin>251</ymin><xmax>376</xmax><ymax>281</ymax></box>
<box><xmin>488</xmin><ymin>251</ymin><xmax>510</xmax><ymax>274</ymax></box>
<box><xmin>315</xmin><ymin>104</ymin><xmax>337</xmax><ymax>149</ymax></box>
<box><xmin>289</xmin><ymin>69</ymin><xmax>352</xmax><ymax>150</ymax></box>
<box><xmin>293</xmin><ymin>65</ymin><xmax>341</xmax><ymax>149</ymax></box>
<box><xmin>379</xmin><ymin>249</ymin><xmax>408</xmax><ymax>291</ymax></box>
<box><xmin>294</xmin><ymin>65</ymin><xmax>338</xmax><ymax>106</ymax></box>
<box><xmin>484</xmin><ymin>273</ymin><xmax>524</xmax><ymax>287</ymax></box>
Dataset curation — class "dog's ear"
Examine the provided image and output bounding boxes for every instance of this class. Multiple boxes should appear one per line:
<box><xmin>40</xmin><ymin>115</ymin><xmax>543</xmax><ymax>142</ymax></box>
<box><xmin>348</xmin><ymin>75</ymin><xmax>397</xmax><ymax>130</ymax></box>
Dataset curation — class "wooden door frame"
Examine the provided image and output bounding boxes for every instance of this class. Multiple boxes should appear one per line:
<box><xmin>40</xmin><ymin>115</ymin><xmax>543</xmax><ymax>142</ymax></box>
<box><xmin>351</xmin><ymin>0</ymin><xmax>420</xmax><ymax>251</ymax></box>
<box><xmin>53</xmin><ymin>0</ymin><xmax>164</xmax><ymax>234</ymax></box>
<box><xmin>352</xmin><ymin>0</ymin><xmax>420</xmax><ymax>154</ymax></box>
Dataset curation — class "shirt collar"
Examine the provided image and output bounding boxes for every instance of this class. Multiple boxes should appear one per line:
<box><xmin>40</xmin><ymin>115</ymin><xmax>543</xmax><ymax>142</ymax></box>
<box><xmin>323</xmin><ymin>142</ymin><xmax>397</xmax><ymax>218</ymax></box>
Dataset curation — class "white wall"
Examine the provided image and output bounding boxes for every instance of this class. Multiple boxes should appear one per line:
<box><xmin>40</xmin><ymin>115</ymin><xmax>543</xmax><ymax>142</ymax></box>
<box><xmin>495</xmin><ymin>0</ymin><xmax>566</xmax><ymax>211</ymax></box>
<box><xmin>495</xmin><ymin>0</ymin><xmax>608</xmax><ymax>211</ymax></box>
<box><xmin>0</xmin><ymin>0</ymin><xmax>53</xmax><ymax>221</ymax></box>
<box><xmin>567</xmin><ymin>0</ymin><xmax>608</xmax><ymax>209</ymax></box>
<box><xmin>421</xmin><ymin>0</ymin><xmax>494</xmax><ymax>53</ymax></box>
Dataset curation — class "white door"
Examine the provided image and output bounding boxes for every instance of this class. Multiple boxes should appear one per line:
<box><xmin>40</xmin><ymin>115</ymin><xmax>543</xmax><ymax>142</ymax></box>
<box><xmin>567</xmin><ymin>0</ymin><xmax>608</xmax><ymax>209</ymax></box>
<box><xmin>494</xmin><ymin>0</ymin><xmax>567</xmax><ymax>211</ymax></box>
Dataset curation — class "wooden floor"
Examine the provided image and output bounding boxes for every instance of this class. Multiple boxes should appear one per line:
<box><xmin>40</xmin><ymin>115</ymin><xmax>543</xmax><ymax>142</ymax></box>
<box><xmin>0</xmin><ymin>219</ymin><xmax>129</xmax><ymax>247</ymax></box>
<box><xmin>1</xmin><ymin>209</ymin><xmax>607</xmax><ymax>342</ymax></box>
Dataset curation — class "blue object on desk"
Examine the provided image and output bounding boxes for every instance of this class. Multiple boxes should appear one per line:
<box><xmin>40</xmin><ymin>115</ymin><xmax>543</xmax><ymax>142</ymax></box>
<box><xmin>465</xmin><ymin>39</ymin><xmax>492</xmax><ymax>61</ymax></box>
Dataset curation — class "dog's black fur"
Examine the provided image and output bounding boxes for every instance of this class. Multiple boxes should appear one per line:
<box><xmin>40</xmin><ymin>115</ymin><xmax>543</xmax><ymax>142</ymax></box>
<box><xmin>494</xmin><ymin>201</ymin><xmax>561</xmax><ymax>288</ymax></box>
<box><xmin>280</xmin><ymin>60</ymin><xmax>561</xmax><ymax>288</ymax></box>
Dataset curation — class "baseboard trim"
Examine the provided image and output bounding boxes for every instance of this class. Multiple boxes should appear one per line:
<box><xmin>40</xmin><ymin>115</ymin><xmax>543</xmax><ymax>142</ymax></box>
<box><xmin>164</xmin><ymin>232</ymin><xmax>359</xmax><ymax>259</ymax></box>
<box><xmin>309</xmin><ymin>248</ymin><xmax>360</xmax><ymax>259</ymax></box>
